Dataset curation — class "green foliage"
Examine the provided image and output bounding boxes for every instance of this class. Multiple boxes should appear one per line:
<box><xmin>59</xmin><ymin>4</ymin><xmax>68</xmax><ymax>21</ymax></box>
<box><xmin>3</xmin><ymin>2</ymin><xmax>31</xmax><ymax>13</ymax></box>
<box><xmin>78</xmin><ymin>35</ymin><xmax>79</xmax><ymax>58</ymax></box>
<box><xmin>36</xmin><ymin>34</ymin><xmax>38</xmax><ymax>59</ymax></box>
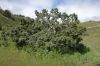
<box><xmin>0</xmin><ymin>8</ymin><xmax>3</xmax><ymax>14</ymax></box>
<box><xmin>3</xmin><ymin>10</ymin><xmax>12</xmax><ymax>18</ymax></box>
<box><xmin>1</xmin><ymin>8</ymin><xmax>87</xmax><ymax>54</ymax></box>
<box><xmin>0</xmin><ymin>9</ymin><xmax>14</xmax><ymax>20</ymax></box>
<box><xmin>0</xmin><ymin>24</ymin><xmax>2</xmax><ymax>30</ymax></box>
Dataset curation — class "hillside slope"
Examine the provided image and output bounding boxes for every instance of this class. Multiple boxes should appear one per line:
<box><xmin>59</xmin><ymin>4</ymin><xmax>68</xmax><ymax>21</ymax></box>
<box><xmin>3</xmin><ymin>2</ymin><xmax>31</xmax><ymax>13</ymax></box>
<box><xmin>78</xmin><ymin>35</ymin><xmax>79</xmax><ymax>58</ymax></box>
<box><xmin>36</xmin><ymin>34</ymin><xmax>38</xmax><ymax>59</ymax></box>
<box><xmin>80</xmin><ymin>21</ymin><xmax>100</xmax><ymax>53</ymax></box>
<box><xmin>80</xmin><ymin>21</ymin><xmax>100</xmax><ymax>27</ymax></box>
<box><xmin>83</xmin><ymin>26</ymin><xmax>100</xmax><ymax>52</ymax></box>
<box><xmin>0</xmin><ymin>13</ymin><xmax>20</xmax><ymax>30</ymax></box>
<box><xmin>0</xmin><ymin>13</ymin><xmax>32</xmax><ymax>31</ymax></box>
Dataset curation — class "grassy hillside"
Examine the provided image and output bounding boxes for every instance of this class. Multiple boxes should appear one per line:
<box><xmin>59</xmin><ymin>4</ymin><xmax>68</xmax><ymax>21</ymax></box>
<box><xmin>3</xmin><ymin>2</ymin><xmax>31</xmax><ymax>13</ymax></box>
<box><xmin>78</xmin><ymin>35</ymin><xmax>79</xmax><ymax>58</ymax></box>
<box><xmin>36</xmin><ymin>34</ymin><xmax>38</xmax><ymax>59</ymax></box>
<box><xmin>0</xmin><ymin>13</ymin><xmax>34</xmax><ymax>31</ymax></box>
<box><xmin>0</xmin><ymin>13</ymin><xmax>21</xmax><ymax>31</ymax></box>
<box><xmin>80</xmin><ymin>21</ymin><xmax>100</xmax><ymax>52</ymax></box>
<box><xmin>80</xmin><ymin>21</ymin><xmax>100</xmax><ymax>27</ymax></box>
<box><xmin>83</xmin><ymin>27</ymin><xmax>100</xmax><ymax>51</ymax></box>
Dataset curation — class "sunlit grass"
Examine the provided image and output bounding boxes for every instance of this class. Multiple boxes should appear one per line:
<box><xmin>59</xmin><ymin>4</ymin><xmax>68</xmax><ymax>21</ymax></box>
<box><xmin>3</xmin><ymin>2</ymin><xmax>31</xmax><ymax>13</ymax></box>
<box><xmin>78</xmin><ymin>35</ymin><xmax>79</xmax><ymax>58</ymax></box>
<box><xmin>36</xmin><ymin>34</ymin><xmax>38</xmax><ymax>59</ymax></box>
<box><xmin>80</xmin><ymin>21</ymin><xmax>100</xmax><ymax>27</ymax></box>
<box><xmin>0</xmin><ymin>46</ymin><xmax>100</xmax><ymax>66</ymax></box>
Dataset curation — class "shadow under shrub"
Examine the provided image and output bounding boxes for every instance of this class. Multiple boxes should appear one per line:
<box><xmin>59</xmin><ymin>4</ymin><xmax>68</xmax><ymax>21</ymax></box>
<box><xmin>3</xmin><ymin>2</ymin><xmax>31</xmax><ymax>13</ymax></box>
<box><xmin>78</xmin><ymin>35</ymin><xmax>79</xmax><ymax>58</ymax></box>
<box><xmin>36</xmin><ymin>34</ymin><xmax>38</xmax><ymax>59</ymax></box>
<box><xmin>66</xmin><ymin>43</ymin><xmax>90</xmax><ymax>54</ymax></box>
